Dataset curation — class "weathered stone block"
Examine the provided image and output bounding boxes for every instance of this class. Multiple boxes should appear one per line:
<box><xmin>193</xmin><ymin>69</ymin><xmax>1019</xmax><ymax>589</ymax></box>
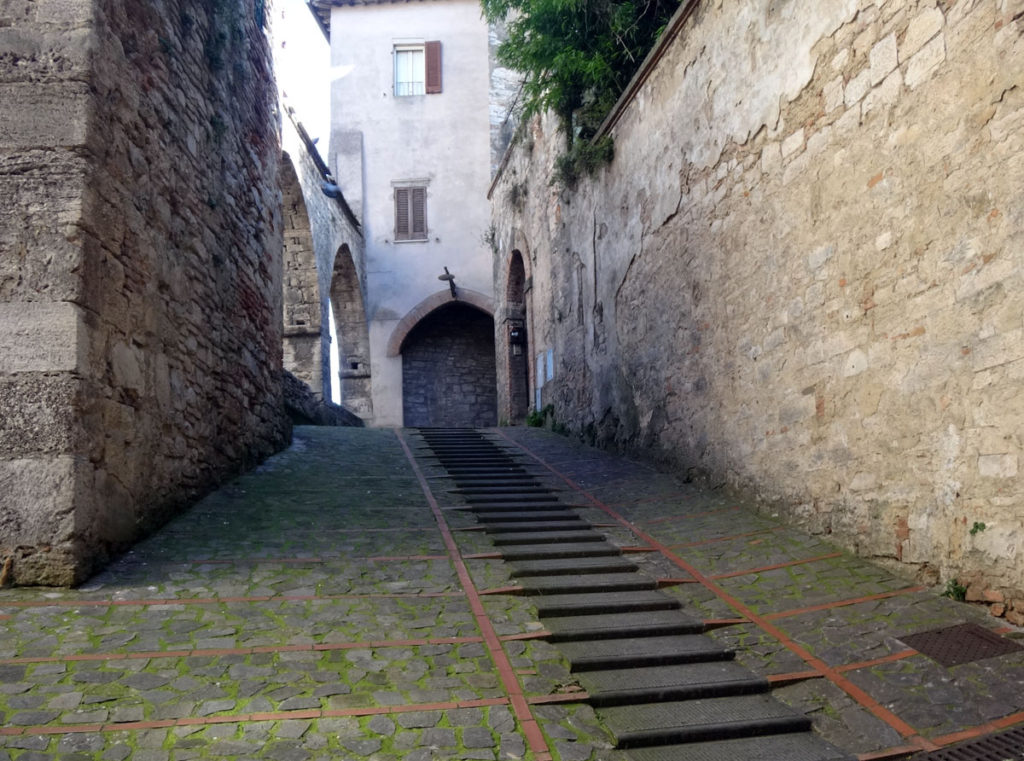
<box><xmin>864</xmin><ymin>67</ymin><xmax>903</xmax><ymax>113</ymax></box>
<box><xmin>978</xmin><ymin>453</ymin><xmax>1018</xmax><ymax>479</ymax></box>
<box><xmin>870</xmin><ymin>33</ymin><xmax>898</xmax><ymax>84</ymax></box>
<box><xmin>0</xmin><ymin>83</ymin><xmax>89</xmax><ymax>148</ymax></box>
<box><xmin>781</xmin><ymin>128</ymin><xmax>805</xmax><ymax>158</ymax></box>
<box><xmin>0</xmin><ymin>373</ymin><xmax>79</xmax><ymax>457</ymax></box>
<box><xmin>900</xmin><ymin>6</ymin><xmax>944</xmax><ymax>62</ymax></box>
<box><xmin>0</xmin><ymin>456</ymin><xmax>77</xmax><ymax>547</ymax></box>
<box><xmin>845</xmin><ymin>68</ymin><xmax>872</xmax><ymax>106</ymax></box>
<box><xmin>904</xmin><ymin>33</ymin><xmax>945</xmax><ymax>89</ymax></box>
<box><xmin>0</xmin><ymin>302</ymin><xmax>84</xmax><ymax>373</ymax></box>
<box><xmin>823</xmin><ymin>75</ymin><xmax>845</xmax><ymax>112</ymax></box>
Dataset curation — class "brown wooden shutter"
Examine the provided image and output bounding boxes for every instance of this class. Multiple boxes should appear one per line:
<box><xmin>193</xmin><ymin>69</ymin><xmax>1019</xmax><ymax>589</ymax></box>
<box><xmin>425</xmin><ymin>41</ymin><xmax>442</xmax><ymax>94</ymax></box>
<box><xmin>395</xmin><ymin>188</ymin><xmax>410</xmax><ymax>239</ymax></box>
<box><xmin>411</xmin><ymin>187</ymin><xmax>426</xmax><ymax>237</ymax></box>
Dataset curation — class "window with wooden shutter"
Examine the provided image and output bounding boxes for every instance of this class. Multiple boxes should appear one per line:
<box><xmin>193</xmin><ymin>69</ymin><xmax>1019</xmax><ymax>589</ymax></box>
<box><xmin>410</xmin><ymin>187</ymin><xmax>426</xmax><ymax>236</ymax></box>
<box><xmin>425</xmin><ymin>41</ymin><xmax>442</xmax><ymax>94</ymax></box>
<box><xmin>395</xmin><ymin>186</ymin><xmax>427</xmax><ymax>241</ymax></box>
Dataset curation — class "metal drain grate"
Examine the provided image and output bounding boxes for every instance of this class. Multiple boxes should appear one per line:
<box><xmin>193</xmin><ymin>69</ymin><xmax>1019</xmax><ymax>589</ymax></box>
<box><xmin>899</xmin><ymin>622</ymin><xmax>1024</xmax><ymax>666</ymax></box>
<box><xmin>911</xmin><ymin>725</ymin><xmax>1024</xmax><ymax>760</ymax></box>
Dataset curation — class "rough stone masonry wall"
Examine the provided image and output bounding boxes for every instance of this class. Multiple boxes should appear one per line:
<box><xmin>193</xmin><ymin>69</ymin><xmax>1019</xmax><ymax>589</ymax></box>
<box><xmin>402</xmin><ymin>304</ymin><xmax>498</xmax><ymax>428</ymax></box>
<box><xmin>0</xmin><ymin>0</ymin><xmax>289</xmax><ymax>585</ymax></box>
<box><xmin>491</xmin><ymin>0</ymin><xmax>1024</xmax><ymax>606</ymax></box>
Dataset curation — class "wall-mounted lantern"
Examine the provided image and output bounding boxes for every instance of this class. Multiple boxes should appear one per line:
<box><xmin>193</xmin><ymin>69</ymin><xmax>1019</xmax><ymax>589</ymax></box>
<box><xmin>509</xmin><ymin>325</ymin><xmax>525</xmax><ymax>356</ymax></box>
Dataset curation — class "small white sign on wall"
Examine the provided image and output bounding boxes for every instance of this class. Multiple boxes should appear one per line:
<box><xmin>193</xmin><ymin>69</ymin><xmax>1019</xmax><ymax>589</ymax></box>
<box><xmin>536</xmin><ymin>352</ymin><xmax>545</xmax><ymax>410</ymax></box>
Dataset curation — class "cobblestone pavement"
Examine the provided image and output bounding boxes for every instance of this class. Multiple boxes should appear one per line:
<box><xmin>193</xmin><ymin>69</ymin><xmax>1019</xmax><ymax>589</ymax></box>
<box><xmin>2</xmin><ymin>427</ymin><xmax>1022</xmax><ymax>760</ymax></box>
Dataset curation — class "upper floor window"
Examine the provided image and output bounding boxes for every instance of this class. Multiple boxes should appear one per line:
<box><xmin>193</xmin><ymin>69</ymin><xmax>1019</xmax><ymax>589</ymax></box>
<box><xmin>394</xmin><ymin>184</ymin><xmax>428</xmax><ymax>241</ymax></box>
<box><xmin>394</xmin><ymin>41</ymin><xmax>442</xmax><ymax>96</ymax></box>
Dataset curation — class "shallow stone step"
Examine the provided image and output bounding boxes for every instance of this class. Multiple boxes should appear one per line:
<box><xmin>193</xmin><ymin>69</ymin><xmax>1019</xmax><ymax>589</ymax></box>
<box><xmin>533</xmin><ymin>590</ymin><xmax>680</xmax><ymax>617</ymax></box>
<box><xmin>544</xmin><ymin>609</ymin><xmax>703</xmax><ymax>642</ymax></box>
<box><xmin>487</xmin><ymin>524</ymin><xmax>592</xmax><ymax>538</ymax></box>
<box><xmin>451</xmin><ymin>477</ymin><xmax>544</xmax><ymax>486</ymax></box>
<box><xmin>509</xmin><ymin>556</ymin><xmax>637</xmax><ymax>575</ymax></box>
<box><xmin>619</xmin><ymin>732</ymin><xmax>853</xmax><ymax>761</ymax></box>
<box><xmin>430</xmin><ymin>447</ymin><xmax>511</xmax><ymax>453</ymax></box>
<box><xmin>443</xmin><ymin>464</ymin><xmax>530</xmax><ymax>471</ymax></box>
<box><xmin>433</xmin><ymin>456</ymin><xmax>519</xmax><ymax>463</ymax></box>
<box><xmin>423</xmin><ymin>445</ymin><xmax>497</xmax><ymax>452</ymax></box>
<box><xmin>456</xmin><ymin>486</ymin><xmax>552</xmax><ymax>494</ymax></box>
<box><xmin>578</xmin><ymin>661</ymin><xmax>768</xmax><ymax>706</ymax></box>
<box><xmin>517</xmin><ymin>573</ymin><xmax>657</xmax><ymax>595</ymax></box>
<box><xmin>475</xmin><ymin>511</ymin><xmax>582</xmax><ymax>523</ymax></box>
<box><xmin>499</xmin><ymin>542</ymin><xmax>620</xmax><ymax>561</ymax></box>
<box><xmin>601</xmin><ymin>694</ymin><xmax>812</xmax><ymax>748</ymax></box>
<box><xmin>560</xmin><ymin>634</ymin><xmax>731</xmax><ymax>671</ymax></box>
<box><xmin>492</xmin><ymin>530</ymin><xmax>599</xmax><ymax>545</ymax></box>
<box><xmin>465</xmin><ymin>494</ymin><xmax>555</xmax><ymax>504</ymax></box>
<box><xmin>461</xmin><ymin>501</ymin><xmax>571</xmax><ymax>512</ymax></box>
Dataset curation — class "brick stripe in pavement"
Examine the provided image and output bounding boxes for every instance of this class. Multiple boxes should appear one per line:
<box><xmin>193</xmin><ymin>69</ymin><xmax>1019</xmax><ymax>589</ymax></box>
<box><xmin>0</xmin><ymin>697</ymin><xmax>512</xmax><ymax>737</ymax></box>
<box><xmin>763</xmin><ymin>586</ymin><xmax>927</xmax><ymax>620</ymax></box>
<box><xmin>709</xmin><ymin>551</ymin><xmax>844</xmax><ymax>579</ymax></box>
<box><xmin>931</xmin><ymin>709</ymin><xmax>1024</xmax><ymax>746</ymax></box>
<box><xmin>638</xmin><ymin>505</ymin><xmax>742</xmax><ymax>525</ymax></box>
<box><xmin>0</xmin><ymin>590</ymin><xmax>465</xmax><ymax>610</ymax></box>
<box><xmin>766</xmin><ymin>651</ymin><xmax>920</xmax><ymax>686</ymax></box>
<box><xmin>667</xmin><ymin>525</ymin><xmax>785</xmax><ymax>548</ymax></box>
<box><xmin>0</xmin><ymin>635</ymin><xmax>491</xmax><ymax>664</ymax></box>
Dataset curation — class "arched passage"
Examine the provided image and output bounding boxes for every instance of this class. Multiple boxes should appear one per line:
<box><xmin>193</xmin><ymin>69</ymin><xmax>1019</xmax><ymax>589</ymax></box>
<box><xmin>400</xmin><ymin>301</ymin><xmax>497</xmax><ymax>428</ymax></box>
<box><xmin>505</xmin><ymin>249</ymin><xmax>530</xmax><ymax>421</ymax></box>
<box><xmin>330</xmin><ymin>244</ymin><xmax>372</xmax><ymax>417</ymax></box>
<box><xmin>279</xmin><ymin>154</ymin><xmax>323</xmax><ymax>394</ymax></box>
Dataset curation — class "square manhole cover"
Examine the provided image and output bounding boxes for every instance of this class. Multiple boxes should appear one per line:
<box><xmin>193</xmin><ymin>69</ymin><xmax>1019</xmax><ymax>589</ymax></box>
<box><xmin>899</xmin><ymin>622</ymin><xmax>1024</xmax><ymax>667</ymax></box>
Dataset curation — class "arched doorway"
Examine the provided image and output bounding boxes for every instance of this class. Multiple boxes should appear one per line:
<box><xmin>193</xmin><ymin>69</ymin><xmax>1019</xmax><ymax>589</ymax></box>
<box><xmin>329</xmin><ymin>244</ymin><xmax>372</xmax><ymax>417</ymax></box>
<box><xmin>505</xmin><ymin>250</ymin><xmax>530</xmax><ymax>422</ymax></box>
<box><xmin>401</xmin><ymin>302</ymin><xmax>497</xmax><ymax>427</ymax></box>
<box><xmin>279</xmin><ymin>154</ymin><xmax>322</xmax><ymax>394</ymax></box>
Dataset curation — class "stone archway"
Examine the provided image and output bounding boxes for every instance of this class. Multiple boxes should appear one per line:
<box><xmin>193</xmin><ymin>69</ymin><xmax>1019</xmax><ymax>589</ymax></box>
<box><xmin>504</xmin><ymin>249</ymin><xmax>531</xmax><ymax>422</ymax></box>
<box><xmin>398</xmin><ymin>301</ymin><xmax>497</xmax><ymax>428</ymax></box>
<box><xmin>329</xmin><ymin>244</ymin><xmax>372</xmax><ymax>417</ymax></box>
<box><xmin>279</xmin><ymin>153</ymin><xmax>323</xmax><ymax>394</ymax></box>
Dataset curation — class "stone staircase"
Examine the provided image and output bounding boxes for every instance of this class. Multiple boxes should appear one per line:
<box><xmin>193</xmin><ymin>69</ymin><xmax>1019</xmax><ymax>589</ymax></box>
<box><xmin>415</xmin><ymin>428</ymin><xmax>854</xmax><ymax>761</ymax></box>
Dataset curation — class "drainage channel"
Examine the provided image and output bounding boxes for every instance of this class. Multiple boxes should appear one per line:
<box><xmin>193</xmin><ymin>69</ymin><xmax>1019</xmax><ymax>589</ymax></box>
<box><xmin>414</xmin><ymin>428</ymin><xmax>854</xmax><ymax>761</ymax></box>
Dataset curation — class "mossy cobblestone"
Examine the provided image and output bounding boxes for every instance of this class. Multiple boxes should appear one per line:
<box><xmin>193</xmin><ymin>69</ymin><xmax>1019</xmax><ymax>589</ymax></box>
<box><xmin>4</xmin><ymin>427</ymin><xmax>1024</xmax><ymax>759</ymax></box>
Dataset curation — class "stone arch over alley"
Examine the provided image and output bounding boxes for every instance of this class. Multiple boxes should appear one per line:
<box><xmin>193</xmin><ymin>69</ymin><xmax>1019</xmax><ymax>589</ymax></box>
<box><xmin>277</xmin><ymin>108</ymin><xmax>367</xmax><ymax>419</ymax></box>
<box><xmin>501</xmin><ymin>249</ymin><xmax>532</xmax><ymax>423</ymax></box>
<box><xmin>391</xmin><ymin>294</ymin><xmax>498</xmax><ymax>428</ymax></box>
<box><xmin>330</xmin><ymin>244</ymin><xmax>372</xmax><ymax>417</ymax></box>
<box><xmin>280</xmin><ymin>153</ymin><xmax>323</xmax><ymax>394</ymax></box>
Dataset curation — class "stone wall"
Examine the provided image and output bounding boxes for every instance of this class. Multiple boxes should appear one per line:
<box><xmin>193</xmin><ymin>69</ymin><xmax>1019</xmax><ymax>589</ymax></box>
<box><xmin>0</xmin><ymin>0</ymin><xmax>289</xmax><ymax>585</ymax></box>
<box><xmin>490</xmin><ymin>0</ymin><xmax>1024</xmax><ymax>601</ymax></box>
<box><xmin>402</xmin><ymin>303</ymin><xmax>498</xmax><ymax>427</ymax></box>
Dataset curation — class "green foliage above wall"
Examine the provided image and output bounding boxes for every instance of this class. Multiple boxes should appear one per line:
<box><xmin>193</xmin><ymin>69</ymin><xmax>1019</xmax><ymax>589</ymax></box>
<box><xmin>482</xmin><ymin>0</ymin><xmax>680</xmax><ymax>165</ymax></box>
